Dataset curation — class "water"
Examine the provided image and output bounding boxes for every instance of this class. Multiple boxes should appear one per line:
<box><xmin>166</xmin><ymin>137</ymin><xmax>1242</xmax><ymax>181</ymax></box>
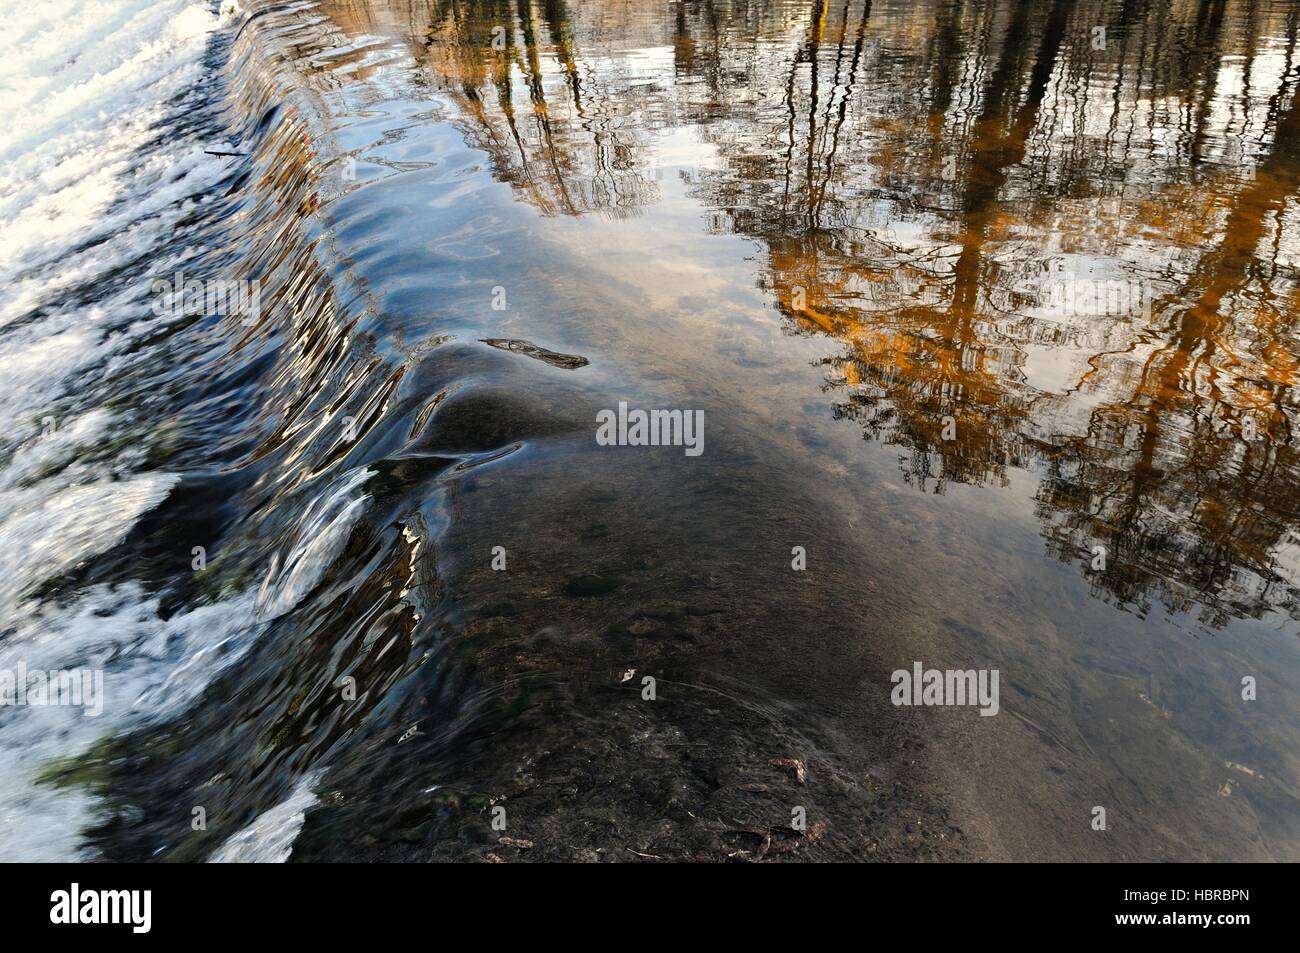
<box><xmin>1</xmin><ymin>0</ymin><xmax>1297</xmax><ymax>861</ymax></box>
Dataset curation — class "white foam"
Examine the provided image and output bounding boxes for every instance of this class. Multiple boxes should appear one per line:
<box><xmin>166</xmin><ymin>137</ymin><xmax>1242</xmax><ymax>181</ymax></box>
<box><xmin>0</xmin><ymin>0</ymin><xmax>239</xmax><ymax>454</ymax></box>
<box><xmin>0</xmin><ymin>0</ymin><xmax>232</xmax><ymax>512</ymax></box>
<box><xmin>0</xmin><ymin>466</ymin><xmax>371</xmax><ymax>861</ymax></box>
<box><xmin>0</xmin><ymin>0</ymin><xmax>359</xmax><ymax>864</ymax></box>
<box><xmin>0</xmin><ymin>1</ymin><xmax>223</xmax><ymax>285</ymax></box>
<box><xmin>0</xmin><ymin>587</ymin><xmax>261</xmax><ymax>861</ymax></box>
<box><xmin>256</xmin><ymin>468</ymin><xmax>373</xmax><ymax>620</ymax></box>
<box><xmin>0</xmin><ymin>0</ymin><xmax>229</xmax><ymax>622</ymax></box>
<box><xmin>0</xmin><ymin>474</ymin><xmax>180</xmax><ymax>613</ymax></box>
<box><xmin>208</xmin><ymin>771</ymin><xmax>322</xmax><ymax>863</ymax></box>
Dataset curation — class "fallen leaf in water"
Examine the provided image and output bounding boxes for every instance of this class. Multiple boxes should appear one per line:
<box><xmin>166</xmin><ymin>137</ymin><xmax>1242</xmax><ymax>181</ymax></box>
<box><xmin>769</xmin><ymin>757</ymin><xmax>807</xmax><ymax>785</ymax></box>
<box><xmin>480</xmin><ymin>338</ymin><xmax>589</xmax><ymax>369</ymax></box>
<box><xmin>398</xmin><ymin>724</ymin><xmax>423</xmax><ymax>743</ymax></box>
<box><xmin>727</xmin><ymin>819</ymin><xmax>827</xmax><ymax>861</ymax></box>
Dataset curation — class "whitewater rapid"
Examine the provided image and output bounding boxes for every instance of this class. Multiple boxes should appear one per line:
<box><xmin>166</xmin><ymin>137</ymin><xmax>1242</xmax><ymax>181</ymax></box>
<box><xmin>0</xmin><ymin>0</ymin><xmax>343</xmax><ymax>862</ymax></box>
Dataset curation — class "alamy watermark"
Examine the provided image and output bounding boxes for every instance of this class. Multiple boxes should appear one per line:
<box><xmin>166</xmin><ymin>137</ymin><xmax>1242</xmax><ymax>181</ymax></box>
<box><xmin>0</xmin><ymin>664</ymin><xmax>103</xmax><ymax>716</ymax></box>
<box><xmin>151</xmin><ymin>270</ymin><xmax>262</xmax><ymax>325</ymax></box>
<box><xmin>50</xmin><ymin>884</ymin><xmax>150</xmax><ymax>933</ymax></box>
<box><xmin>890</xmin><ymin>661</ymin><xmax>999</xmax><ymax>716</ymax></box>
<box><xmin>1044</xmin><ymin>277</ymin><xmax>1152</xmax><ymax>320</ymax></box>
<box><xmin>596</xmin><ymin>401</ymin><xmax>704</xmax><ymax>456</ymax></box>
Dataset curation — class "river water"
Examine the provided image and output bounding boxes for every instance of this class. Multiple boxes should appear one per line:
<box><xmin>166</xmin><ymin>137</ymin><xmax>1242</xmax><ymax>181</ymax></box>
<box><xmin>1</xmin><ymin>0</ymin><xmax>1297</xmax><ymax>861</ymax></box>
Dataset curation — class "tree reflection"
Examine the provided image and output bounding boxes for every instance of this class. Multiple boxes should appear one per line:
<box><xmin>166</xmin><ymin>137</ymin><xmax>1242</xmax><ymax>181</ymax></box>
<box><xmin>671</xmin><ymin>0</ymin><xmax>1300</xmax><ymax>625</ymax></box>
<box><xmin>319</xmin><ymin>0</ymin><xmax>1300</xmax><ymax>625</ymax></box>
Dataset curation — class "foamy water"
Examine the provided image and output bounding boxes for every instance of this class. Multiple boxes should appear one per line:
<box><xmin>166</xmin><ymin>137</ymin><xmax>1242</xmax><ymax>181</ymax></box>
<box><xmin>0</xmin><ymin>0</ymin><xmax>348</xmax><ymax>862</ymax></box>
<box><xmin>0</xmin><ymin>0</ymin><xmax>225</xmax><ymax>587</ymax></box>
<box><xmin>208</xmin><ymin>771</ymin><xmax>322</xmax><ymax>863</ymax></box>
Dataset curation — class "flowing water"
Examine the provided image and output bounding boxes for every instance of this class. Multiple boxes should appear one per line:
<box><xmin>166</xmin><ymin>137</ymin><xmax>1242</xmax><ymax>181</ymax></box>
<box><xmin>1</xmin><ymin>0</ymin><xmax>1298</xmax><ymax>861</ymax></box>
